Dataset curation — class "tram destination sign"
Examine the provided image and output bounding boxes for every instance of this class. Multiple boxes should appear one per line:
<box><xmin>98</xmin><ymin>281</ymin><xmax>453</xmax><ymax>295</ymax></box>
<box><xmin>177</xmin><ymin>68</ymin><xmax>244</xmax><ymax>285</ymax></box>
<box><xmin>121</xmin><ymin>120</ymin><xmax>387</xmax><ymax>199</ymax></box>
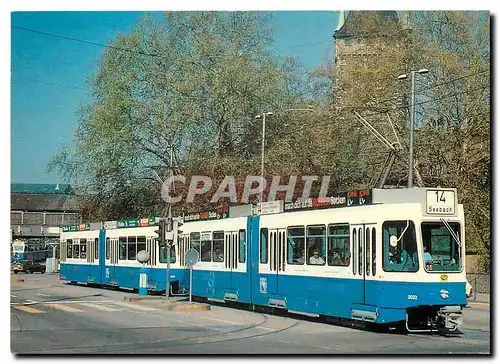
<box><xmin>426</xmin><ymin>189</ymin><xmax>456</xmax><ymax>215</ymax></box>
<box><xmin>117</xmin><ymin>217</ymin><xmax>158</xmax><ymax>228</ymax></box>
<box><xmin>184</xmin><ymin>206</ymin><xmax>229</xmax><ymax>222</ymax></box>
<box><xmin>62</xmin><ymin>223</ymin><xmax>90</xmax><ymax>232</ymax></box>
<box><xmin>284</xmin><ymin>189</ymin><xmax>372</xmax><ymax>212</ymax></box>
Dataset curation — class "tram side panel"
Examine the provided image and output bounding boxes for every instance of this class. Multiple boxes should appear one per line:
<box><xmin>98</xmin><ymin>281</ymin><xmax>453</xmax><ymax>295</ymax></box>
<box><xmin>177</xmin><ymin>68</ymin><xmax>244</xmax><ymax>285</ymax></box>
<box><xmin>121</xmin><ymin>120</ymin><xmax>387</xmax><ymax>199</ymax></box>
<box><xmin>187</xmin><ymin>217</ymin><xmax>252</xmax><ymax>303</ymax></box>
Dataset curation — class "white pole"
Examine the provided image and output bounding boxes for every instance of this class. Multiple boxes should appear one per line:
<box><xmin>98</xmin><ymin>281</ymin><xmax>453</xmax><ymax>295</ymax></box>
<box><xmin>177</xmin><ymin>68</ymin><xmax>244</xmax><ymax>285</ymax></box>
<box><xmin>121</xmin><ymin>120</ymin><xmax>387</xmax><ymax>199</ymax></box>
<box><xmin>260</xmin><ymin>112</ymin><xmax>266</xmax><ymax>203</ymax></box>
<box><xmin>189</xmin><ymin>267</ymin><xmax>193</xmax><ymax>303</ymax></box>
<box><xmin>408</xmin><ymin>70</ymin><xmax>416</xmax><ymax>188</ymax></box>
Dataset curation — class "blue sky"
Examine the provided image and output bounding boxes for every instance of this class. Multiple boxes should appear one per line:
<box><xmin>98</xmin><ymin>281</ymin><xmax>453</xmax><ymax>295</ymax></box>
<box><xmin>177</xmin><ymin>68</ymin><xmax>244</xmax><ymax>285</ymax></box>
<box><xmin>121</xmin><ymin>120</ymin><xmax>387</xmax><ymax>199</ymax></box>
<box><xmin>11</xmin><ymin>11</ymin><xmax>339</xmax><ymax>184</ymax></box>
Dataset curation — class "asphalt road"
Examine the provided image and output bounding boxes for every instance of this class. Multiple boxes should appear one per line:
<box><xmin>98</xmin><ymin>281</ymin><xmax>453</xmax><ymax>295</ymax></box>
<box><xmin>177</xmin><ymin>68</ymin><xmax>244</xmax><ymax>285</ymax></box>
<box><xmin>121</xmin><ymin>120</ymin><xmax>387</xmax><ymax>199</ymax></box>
<box><xmin>11</xmin><ymin>273</ymin><xmax>490</xmax><ymax>354</ymax></box>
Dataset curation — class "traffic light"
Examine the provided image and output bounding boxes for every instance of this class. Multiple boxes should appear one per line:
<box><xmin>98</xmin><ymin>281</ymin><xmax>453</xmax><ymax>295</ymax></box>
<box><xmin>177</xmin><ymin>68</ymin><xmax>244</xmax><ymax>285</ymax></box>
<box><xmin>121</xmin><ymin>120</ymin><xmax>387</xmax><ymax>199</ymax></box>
<box><xmin>154</xmin><ymin>220</ymin><xmax>166</xmax><ymax>246</ymax></box>
<box><xmin>173</xmin><ymin>218</ymin><xmax>184</xmax><ymax>247</ymax></box>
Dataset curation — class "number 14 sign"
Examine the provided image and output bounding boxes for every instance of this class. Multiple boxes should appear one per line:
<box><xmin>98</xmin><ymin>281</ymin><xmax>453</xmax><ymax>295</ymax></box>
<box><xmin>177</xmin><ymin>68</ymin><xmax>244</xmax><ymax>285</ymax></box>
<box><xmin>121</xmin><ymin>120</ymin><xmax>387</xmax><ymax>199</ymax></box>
<box><xmin>426</xmin><ymin>189</ymin><xmax>456</xmax><ymax>215</ymax></box>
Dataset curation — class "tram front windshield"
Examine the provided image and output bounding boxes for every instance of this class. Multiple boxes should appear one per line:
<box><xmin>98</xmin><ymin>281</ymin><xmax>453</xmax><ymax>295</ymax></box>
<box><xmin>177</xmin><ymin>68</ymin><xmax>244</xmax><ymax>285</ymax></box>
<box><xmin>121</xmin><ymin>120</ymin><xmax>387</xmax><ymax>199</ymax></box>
<box><xmin>421</xmin><ymin>222</ymin><xmax>462</xmax><ymax>272</ymax></box>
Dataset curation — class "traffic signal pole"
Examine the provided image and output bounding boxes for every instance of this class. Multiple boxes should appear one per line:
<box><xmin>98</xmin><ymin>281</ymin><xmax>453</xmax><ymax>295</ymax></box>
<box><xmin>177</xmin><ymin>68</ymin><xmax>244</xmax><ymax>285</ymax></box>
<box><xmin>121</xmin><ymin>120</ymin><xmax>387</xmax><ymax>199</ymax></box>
<box><xmin>165</xmin><ymin>205</ymin><xmax>173</xmax><ymax>300</ymax></box>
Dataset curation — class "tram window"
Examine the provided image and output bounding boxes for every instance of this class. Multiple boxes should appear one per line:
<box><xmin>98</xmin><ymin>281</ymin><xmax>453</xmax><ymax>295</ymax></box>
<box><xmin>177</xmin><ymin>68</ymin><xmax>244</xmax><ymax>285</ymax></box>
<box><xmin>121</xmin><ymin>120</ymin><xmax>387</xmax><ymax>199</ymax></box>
<box><xmin>212</xmin><ymin>231</ymin><xmax>224</xmax><ymax>262</ymax></box>
<box><xmin>137</xmin><ymin>236</ymin><xmax>146</xmax><ymax>255</ymax></box>
<box><xmin>327</xmin><ymin>224</ymin><xmax>350</xmax><ymax>266</ymax></box>
<box><xmin>306</xmin><ymin>225</ymin><xmax>326</xmax><ymax>265</ymax></box>
<box><xmin>190</xmin><ymin>232</ymin><xmax>200</xmax><ymax>254</ymax></box>
<box><xmin>383</xmin><ymin>221</ymin><xmax>418</xmax><ymax>272</ymax></box>
<box><xmin>260</xmin><ymin>228</ymin><xmax>268</xmax><ymax>263</ymax></box>
<box><xmin>105</xmin><ymin>238</ymin><xmax>110</xmax><ymax>260</ymax></box>
<box><xmin>95</xmin><ymin>238</ymin><xmax>99</xmax><ymax>259</ymax></box>
<box><xmin>365</xmin><ymin>228</ymin><xmax>370</xmax><ymax>276</ymax></box>
<box><xmin>372</xmin><ymin>228</ymin><xmax>376</xmax><ymax>276</ymax></box>
<box><xmin>201</xmin><ymin>233</ymin><xmax>212</xmax><ymax>262</ymax></box>
<box><xmin>287</xmin><ymin>226</ymin><xmax>305</xmax><ymax>265</ymax></box>
<box><xmin>73</xmin><ymin>239</ymin><xmax>80</xmax><ymax>259</ymax></box>
<box><xmin>67</xmin><ymin>239</ymin><xmax>73</xmax><ymax>259</ymax></box>
<box><xmin>128</xmin><ymin>236</ymin><xmax>137</xmax><ymax>260</ymax></box>
<box><xmin>421</xmin><ymin>222</ymin><xmax>462</xmax><ymax>272</ymax></box>
<box><xmin>119</xmin><ymin>237</ymin><xmax>127</xmax><ymax>260</ymax></box>
<box><xmin>238</xmin><ymin>229</ymin><xmax>246</xmax><ymax>263</ymax></box>
<box><xmin>159</xmin><ymin>245</ymin><xmax>176</xmax><ymax>263</ymax></box>
<box><xmin>80</xmin><ymin>238</ymin><xmax>87</xmax><ymax>259</ymax></box>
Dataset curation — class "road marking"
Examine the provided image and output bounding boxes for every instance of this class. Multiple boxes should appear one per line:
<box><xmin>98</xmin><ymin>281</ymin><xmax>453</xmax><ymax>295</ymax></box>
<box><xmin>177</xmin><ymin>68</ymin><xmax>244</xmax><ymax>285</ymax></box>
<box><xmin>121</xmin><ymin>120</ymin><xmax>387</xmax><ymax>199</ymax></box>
<box><xmin>25</xmin><ymin>300</ymin><xmax>39</xmax><ymax>304</ymax></box>
<box><xmin>45</xmin><ymin>303</ymin><xmax>84</xmax><ymax>313</ymax></box>
<box><xmin>78</xmin><ymin>303</ymin><xmax>122</xmax><ymax>312</ymax></box>
<box><xmin>10</xmin><ymin>295</ymin><xmax>17</xmax><ymax>298</ymax></box>
<box><xmin>43</xmin><ymin>300</ymin><xmax>115</xmax><ymax>304</ymax></box>
<box><xmin>37</xmin><ymin>293</ymin><xmax>51</xmax><ymax>297</ymax></box>
<box><xmin>112</xmin><ymin>302</ymin><xmax>158</xmax><ymax>312</ymax></box>
<box><xmin>14</xmin><ymin>305</ymin><xmax>45</xmax><ymax>314</ymax></box>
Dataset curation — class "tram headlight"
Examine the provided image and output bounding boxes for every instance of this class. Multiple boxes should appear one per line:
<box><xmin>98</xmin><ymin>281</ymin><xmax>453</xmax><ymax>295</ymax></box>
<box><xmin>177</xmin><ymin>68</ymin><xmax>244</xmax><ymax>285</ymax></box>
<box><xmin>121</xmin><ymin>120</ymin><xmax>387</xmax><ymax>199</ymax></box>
<box><xmin>440</xmin><ymin>289</ymin><xmax>450</xmax><ymax>299</ymax></box>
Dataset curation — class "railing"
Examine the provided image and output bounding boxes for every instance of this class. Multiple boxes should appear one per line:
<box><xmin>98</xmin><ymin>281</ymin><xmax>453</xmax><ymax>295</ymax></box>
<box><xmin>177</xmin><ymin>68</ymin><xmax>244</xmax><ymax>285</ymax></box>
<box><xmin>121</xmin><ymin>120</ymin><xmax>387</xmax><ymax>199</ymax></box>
<box><xmin>467</xmin><ymin>273</ymin><xmax>490</xmax><ymax>301</ymax></box>
<box><xmin>11</xmin><ymin>212</ymin><xmax>81</xmax><ymax>227</ymax></box>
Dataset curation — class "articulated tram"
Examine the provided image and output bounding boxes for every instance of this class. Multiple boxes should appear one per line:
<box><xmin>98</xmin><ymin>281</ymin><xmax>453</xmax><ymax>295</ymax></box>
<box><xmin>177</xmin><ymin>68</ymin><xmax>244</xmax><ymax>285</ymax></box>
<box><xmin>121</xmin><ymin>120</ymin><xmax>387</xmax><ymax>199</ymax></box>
<box><xmin>60</xmin><ymin>187</ymin><xmax>466</xmax><ymax>333</ymax></box>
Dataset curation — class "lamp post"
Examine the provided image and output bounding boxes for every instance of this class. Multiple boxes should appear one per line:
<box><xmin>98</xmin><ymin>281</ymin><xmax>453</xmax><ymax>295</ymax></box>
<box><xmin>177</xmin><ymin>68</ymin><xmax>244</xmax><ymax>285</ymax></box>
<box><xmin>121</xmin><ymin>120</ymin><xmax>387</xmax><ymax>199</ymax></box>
<box><xmin>255</xmin><ymin>112</ymin><xmax>274</xmax><ymax>202</ymax></box>
<box><xmin>398</xmin><ymin>68</ymin><xmax>429</xmax><ymax>188</ymax></box>
<box><xmin>255</xmin><ymin>107</ymin><xmax>316</xmax><ymax>202</ymax></box>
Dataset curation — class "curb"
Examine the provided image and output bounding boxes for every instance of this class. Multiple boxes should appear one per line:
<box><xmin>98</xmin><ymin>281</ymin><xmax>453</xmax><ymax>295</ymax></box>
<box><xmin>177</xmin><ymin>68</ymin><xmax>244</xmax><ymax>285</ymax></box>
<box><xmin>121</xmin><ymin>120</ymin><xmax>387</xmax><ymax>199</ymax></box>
<box><xmin>467</xmin><ymin>301</ymin><xmax>490</xmax><ymax>307</ymax></box>
<box><xmin>168</xmin><ymin>303</ymin><xmax>211</xmax><ymax>312</ymax></box>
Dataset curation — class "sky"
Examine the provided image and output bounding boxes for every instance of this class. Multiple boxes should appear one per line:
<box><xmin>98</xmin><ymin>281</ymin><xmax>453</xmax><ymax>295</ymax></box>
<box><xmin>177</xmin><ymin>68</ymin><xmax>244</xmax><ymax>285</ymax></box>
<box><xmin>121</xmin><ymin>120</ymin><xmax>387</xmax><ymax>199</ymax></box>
<box><xmin>11</xmin><ymin>11</ymin><xmax>340</xmax><ymax>184</ymax></box>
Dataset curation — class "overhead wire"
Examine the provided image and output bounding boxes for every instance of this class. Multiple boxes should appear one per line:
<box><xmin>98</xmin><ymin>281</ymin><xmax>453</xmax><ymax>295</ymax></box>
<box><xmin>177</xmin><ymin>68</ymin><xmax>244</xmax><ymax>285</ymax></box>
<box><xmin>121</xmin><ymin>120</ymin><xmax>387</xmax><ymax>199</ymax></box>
<box><xmin>12</xmin><ymin>25</ymin><xmax>168</xmax><ymax>60</ymax></box>
<box><xmin>11</xmin><ymin>77</ymin><xmax>91</xmax><ymax>91</ymax></box>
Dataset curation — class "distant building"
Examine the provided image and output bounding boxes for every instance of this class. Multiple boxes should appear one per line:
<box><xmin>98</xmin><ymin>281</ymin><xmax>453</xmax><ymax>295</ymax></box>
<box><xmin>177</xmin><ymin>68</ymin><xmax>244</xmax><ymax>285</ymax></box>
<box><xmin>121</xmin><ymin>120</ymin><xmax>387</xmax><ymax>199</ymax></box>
<box><xmin>11</xmin><ymin>183</ymin><xmax>81</xmax><ymax>261</ymax></box>
<box><xmin>332</xmin><ymin>11</ymin><xmax>410</xmax><ymax>111</ymax></box>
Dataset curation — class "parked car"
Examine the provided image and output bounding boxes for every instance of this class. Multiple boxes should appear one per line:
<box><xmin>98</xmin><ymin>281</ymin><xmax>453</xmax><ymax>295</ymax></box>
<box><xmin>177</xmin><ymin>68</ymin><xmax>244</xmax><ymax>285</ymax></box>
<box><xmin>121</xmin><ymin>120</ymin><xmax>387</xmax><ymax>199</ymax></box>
<box><xmin>11</xmin><ymin>260</ymin><xmax>45</xmax><ymax>274</ymax></box>
<box><xmin>466</xmin><ymin>280</ymin><xmax>473</xmax><ymax>299</ymax></box>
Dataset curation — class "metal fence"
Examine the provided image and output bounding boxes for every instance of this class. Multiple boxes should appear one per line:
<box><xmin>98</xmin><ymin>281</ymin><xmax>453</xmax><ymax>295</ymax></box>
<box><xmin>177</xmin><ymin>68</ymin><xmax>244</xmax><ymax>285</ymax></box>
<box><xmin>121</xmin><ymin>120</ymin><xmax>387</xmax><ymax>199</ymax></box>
<box><xmin>10</xmin><ymin>212</ymin><xmax>81</xmax><ymax>227</ymax></box>
<box><xmin>467</xmin><ymin>273</ymin><xmax>490</xmax><ymax>300</ymax></box>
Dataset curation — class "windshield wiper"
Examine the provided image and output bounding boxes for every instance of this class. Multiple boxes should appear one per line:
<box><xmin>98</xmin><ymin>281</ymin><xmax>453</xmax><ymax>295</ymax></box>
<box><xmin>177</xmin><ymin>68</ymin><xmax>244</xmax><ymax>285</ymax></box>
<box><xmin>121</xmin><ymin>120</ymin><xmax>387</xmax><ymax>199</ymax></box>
<box><xmin>440</xmin><ymin>218</ymin><xmax>462</xmax><ymax>248</ymax></box>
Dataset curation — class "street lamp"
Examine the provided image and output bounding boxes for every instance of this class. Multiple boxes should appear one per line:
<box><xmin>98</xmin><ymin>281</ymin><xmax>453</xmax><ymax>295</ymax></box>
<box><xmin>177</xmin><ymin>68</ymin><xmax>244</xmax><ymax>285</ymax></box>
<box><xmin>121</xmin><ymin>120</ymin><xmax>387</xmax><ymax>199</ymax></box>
<box><xmin>398</xmin><ymin>68</ymin><xmax>429</xmax><ymax>188</ymax></box>
<box><xmin>255</xmin><ymin>107</ymin><xmax>316</xmax><ymax>202</ymax></box>
<box><xmin>255</xmin><ymin>112</ymin><xmax>274</xmax><ymax>202</ymax></box>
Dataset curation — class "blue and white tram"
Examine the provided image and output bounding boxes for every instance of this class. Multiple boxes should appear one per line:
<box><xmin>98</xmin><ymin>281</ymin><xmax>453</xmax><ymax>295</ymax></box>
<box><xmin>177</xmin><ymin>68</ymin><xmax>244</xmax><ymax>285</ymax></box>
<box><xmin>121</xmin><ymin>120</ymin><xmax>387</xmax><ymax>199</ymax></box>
<box><xmin>60</xmin><ymin>221</ymin><xmax>189</xmax><ymax>293</ymax></box>
<box><xmin>59</xmin><ymin>187</ymin><xmax>466</xmax><ymax>332</ymax></box>
<box><xmin>184</xmin><ymin>187</ymin><xmax>466</xmax><ymax>333</ymax></box>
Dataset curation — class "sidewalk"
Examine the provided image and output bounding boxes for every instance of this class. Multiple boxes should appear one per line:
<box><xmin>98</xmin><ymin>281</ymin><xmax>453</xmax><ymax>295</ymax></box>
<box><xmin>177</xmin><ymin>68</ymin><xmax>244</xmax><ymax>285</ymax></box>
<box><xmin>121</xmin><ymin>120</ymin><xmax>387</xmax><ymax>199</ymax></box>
<box><xmin>472</xmin><ymin>293</ymin><xmax>490</xmax><ymax>303</ymax></box>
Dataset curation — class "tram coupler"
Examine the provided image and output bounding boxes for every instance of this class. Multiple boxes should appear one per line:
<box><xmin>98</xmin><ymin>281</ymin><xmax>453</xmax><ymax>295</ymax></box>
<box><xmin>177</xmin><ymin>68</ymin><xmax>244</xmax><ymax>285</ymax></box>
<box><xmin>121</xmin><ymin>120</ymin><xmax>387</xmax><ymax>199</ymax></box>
<box><xmin>405</xmin><ymin>305</ymin><xmax>463</xmax><ymax>334</ymax></box>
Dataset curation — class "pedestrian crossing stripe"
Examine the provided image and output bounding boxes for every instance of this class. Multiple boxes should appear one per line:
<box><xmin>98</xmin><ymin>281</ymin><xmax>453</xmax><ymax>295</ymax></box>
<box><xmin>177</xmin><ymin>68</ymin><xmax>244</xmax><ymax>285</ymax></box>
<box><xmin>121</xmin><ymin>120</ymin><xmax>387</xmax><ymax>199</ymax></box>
<box><xmin>113</xmin><ymin>302</ymin><xmax>158</xmax><ymax>312</ymax></box>
<box><xmin>78</xmin><ymin>303</ymin><xmax>122</xmax><ymax>312</ymax></box>
<box><xmin>45</xmin><ymin>303</ymin><xmax>84</xmax><ymax>313</ymax></box>
<box><xmin>14</xmin><ymin>305</ymin><xmax>45</xmax><ymax>314</ymax></box>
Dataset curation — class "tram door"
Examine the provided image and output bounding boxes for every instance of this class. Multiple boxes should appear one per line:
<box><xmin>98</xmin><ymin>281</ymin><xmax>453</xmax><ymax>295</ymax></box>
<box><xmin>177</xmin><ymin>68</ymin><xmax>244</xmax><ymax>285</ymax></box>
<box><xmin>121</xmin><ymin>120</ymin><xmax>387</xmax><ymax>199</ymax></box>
<box><xmin>351</xmin><ymin>223</ymin><xmax>376</xmax><ymax>305</ymax></box>
<box><xmin>267</xmin><ymin>228</ymin><xmax>286</xmax><ymax>295</ymax></box>
<box><xmin>224</xmin><ymin>231</ymin><xmax>239</xmax><ymax>290</ymax></box>
<box><xmin>108</xmin><ymin>237</ymin><xmax>119</xmax><ymax>283</ymax></box>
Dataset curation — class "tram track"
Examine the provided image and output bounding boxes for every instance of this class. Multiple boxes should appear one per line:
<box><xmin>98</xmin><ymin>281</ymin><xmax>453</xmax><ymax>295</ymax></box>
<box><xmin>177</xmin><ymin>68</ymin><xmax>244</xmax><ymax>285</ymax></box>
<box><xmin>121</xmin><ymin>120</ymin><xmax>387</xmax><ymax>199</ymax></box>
<box><xmin>14</xmin><ymin>314</ymin><xmax>301</xmax><ymax>354</ymax></box>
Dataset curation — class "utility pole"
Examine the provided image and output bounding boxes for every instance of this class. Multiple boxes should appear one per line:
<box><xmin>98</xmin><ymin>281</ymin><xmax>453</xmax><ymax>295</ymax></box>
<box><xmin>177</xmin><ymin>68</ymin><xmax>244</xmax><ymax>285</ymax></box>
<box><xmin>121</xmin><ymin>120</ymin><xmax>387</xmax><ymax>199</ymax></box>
<box><xmin>165</xmin><ymin>144</ymin><xmax>174</xmax><ymax>300</ymax></box>
<box><xmin>408</xmin><ymin>70</ymin><xmax>416</xmax><ymax>188</ymax></box>
<box><xmin>255</xmin><ymin>112</ymin><xmax>274</xmax><ymax>203</ymax></box>
<box><xmin>398</xmin><ymin>68</ymin><xmax>429</xmax><ymax>188</ymax></box>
